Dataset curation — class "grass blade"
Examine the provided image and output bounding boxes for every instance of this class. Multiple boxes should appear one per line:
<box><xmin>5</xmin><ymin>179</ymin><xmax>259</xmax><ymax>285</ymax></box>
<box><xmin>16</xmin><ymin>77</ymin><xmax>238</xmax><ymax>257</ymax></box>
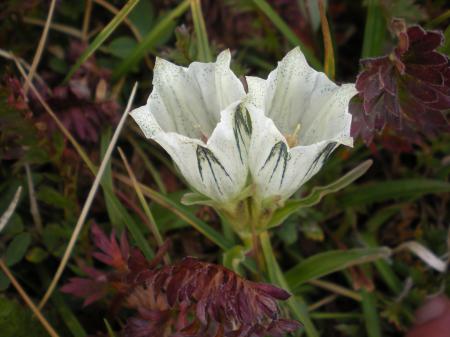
<box><xmin>259</xmin><ymin>231</ymin><xmax>319</xmax><ymax>337</ymax></box>
<box><xmin>64</xmin><ymin>0</ymin><xmax>140</xmax><ymax>82</ymax></box>
<box><xmin>340</xmin><ymin>179</ymin><xmax>450</xmax><ymax>207</ymax></box>
<box><xmin>51</xmin><ymin>291</ymin><xmax>87</xmax><ymax>337</ymax></box>
<box><xmin>361</xmin><ymin>0</ymin><xmax>387</xmax><ymax>58</ymax></box>
<box><xmin>112</xmin><ymin>0</ymin><xmax>190</xmax><ymax>79</ymax></box>
<box><xmin>361</xmin><ymin>289</ymin><xmax>382</xmax><ymax>337</ymax></box>
<box><xmin>318</xmin><ymin>0</ymin><xmax>335</xmax><ymax>79</ymax></box>
<box><xmin>285</xmin><ymin>247</ymin><xmax>392</xmax><ymax>290</ymax></box>
<box><xmin>190</xmin><ymin>0</ymin><xmax>212</xmax><ymax>62</ymax></box>
<box><xmin>252</xmin><ymin>0</ymin><xmax>322</xmax><ymax>69</ymax></box>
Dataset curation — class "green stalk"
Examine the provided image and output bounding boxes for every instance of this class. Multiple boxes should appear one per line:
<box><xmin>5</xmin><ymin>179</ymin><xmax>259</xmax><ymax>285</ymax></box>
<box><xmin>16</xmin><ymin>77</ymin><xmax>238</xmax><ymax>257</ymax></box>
<box><xmin>259</xmin><ymin>231</ymin><xmax>319</xmax><ymax>337</ymax></box>
<box><xmin>190</xmin><ymin>0</ymin><xmax>212</xmax><ymax>62</ymax></box>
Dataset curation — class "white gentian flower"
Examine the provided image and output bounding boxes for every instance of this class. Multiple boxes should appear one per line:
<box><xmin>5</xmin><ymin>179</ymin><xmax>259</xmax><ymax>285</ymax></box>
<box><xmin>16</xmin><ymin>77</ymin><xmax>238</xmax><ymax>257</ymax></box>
<box><xmin>245</xmin><ymin>47</ymin><xmax>357</xmax><ymax>203</ymax></box>
<box><xmin>131</xmin><ymin>48</ymin><xmax>357</xmax><ymax>239</ymax></box>
<box><xmin>130</xmin><ymin>51</ymin><xmax>250</xmax><ymax>206</ymax></box>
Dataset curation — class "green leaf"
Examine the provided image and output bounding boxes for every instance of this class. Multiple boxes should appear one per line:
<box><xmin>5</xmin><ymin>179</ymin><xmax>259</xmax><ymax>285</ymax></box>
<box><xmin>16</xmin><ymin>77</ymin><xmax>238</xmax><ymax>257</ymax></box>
<box><xmin>361</xmin><ymin>289</ymin><xmax>382</xmax><ymax>337</ymax></box>
<box><xmin>181</xmin><ymin>192</ymin><xmax>217</xmax><ymax>207</ymax></box>
<box><xmin>5</xmin><ymin>232</ymin><xmax>32</xmax><ymax>266</ymax></box>
<box><xmin>43</xmin><ymin>223</ymin><xmax>70</xmax><ymax>257</ymax></box>
<box><xmin>285</xmin><ymin>247</ymin><xmax>392</xmax><ymax>289</ymax></box>
<box><xmin>64</xmin><ymin>0</ymin><xmax>141</xmax><ymax>82</ymax></box>
<box><xmin>0</xmin><ymin>271</ymin><xmax>10</xmax><ymax>291</ymax></box>
<box><xmin>37</xmin><ymin>186</ymin><xmax>75</xmax><ymax>210</ymax></box>
<box><xmin>340</xmin><ymin>179</ymin><xmax>450</xmax><ymax>207</ymax></box>
<box><xmin>251</xmin><ymin>0</ymin><xmax>322</xmax><ymax>69</ymax></box>
<box><xmin>107</xmin><ymin>36</ymin><xmax>138</xmax><ymax>59</ymax></box>
<box><xmin>26</xmin><ymin>246</ymin><xmax>49</xmax><ymax>263</ymax></box>
<box><xmin>0</xmin><ymin>296</ymin><xmax>48</xmax><ymax>337</ymax></box>
<box><xmin>268</xmin><ymin>160</ymin><xmax>372</xmax><ymax>228</ymax></box>
<box><xmin>362</xmin><ymin>0</ymin><xmax>387</xmax><ymax>58</ymax></box>
<box><xmin>129</xmin><ymin>0</ymin><xmax>155</xmax><ymax>34</ymax></box>
<box><xmin>112</xmin><ymin>0</ymin><xmax>190</xmax><ymax>79</ymax></box>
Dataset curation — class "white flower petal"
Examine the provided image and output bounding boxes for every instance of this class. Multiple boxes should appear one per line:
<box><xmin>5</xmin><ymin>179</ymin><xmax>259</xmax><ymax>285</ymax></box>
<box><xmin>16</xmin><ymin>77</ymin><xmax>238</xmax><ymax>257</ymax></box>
<box><xmin>248</xmin><ymin>47</ymin><xmax>356</xmax><ymax>146</ymax></box>
<box><xmin>248</xmin><ymin>104</ymin><xmax>343</xmax><ymax>201</ymax></box>
<box><xmin>147</xmin><ymin>50</ymin><xmax>245</xmax><ymax>140</ymax></box>
<box><xmin>133</xmin><ymin>101</ymin><xmax>250</xmax><ymax>203</ymax></box>
<box><xmin>246</xmin><ymin>76</ymin><xmax>267</xmax><ymax>110</ymax></box>
<box><xmin>130</xmin><ymin>105</ymin><xmax>161</xmax><ymax>138</ymax></box>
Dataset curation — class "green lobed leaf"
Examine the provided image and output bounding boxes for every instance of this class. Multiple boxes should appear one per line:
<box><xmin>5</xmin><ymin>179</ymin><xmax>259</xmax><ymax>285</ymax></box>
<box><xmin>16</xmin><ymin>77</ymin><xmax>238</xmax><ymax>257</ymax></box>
<box><xmin>268</xmin><ymin>160</ymin><xmax>373</xmax><ymax>228</ymax></box>
<box><xmin>285</xmin><ymin>247</ymin><xmax>392</xmax><ymax>289</ymax></box>
<box><xmin>64</xmin><ymin>0</ymin><xmax>141</xmax><ymax>82</ymax></box>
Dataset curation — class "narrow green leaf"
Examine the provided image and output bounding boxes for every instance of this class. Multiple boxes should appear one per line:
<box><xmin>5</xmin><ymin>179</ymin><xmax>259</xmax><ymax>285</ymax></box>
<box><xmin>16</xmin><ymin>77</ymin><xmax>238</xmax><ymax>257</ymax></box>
<box><xmin>362</xmin><ymin>0</ymin><xmax>387</xmax><ymax>58</ymax></box>
<box><xmin>259</xmin><ymin>231</ymin><xmax>319</xmax><ymax>337</ymax></box>
<box><xmin>190</xmin><ymin>0</ymin><xmax>212</xmax><ymax>62</ymax></box>
<box><xmin>363</xmin><ymin>233</ymin><xmax>402</xmax><ymax>294</ymax></box>
<box><xmin>318</xmin><ymin>0</ymin><xmax>335</xmax><ymax>79</ymax></box>
<box><xmin>361</xmin><ymin>289</ymin><xmax>382</xmax><ymax>337</ymax></box>
<box><xmin>113</xmin><ymin>0</ymin><xmax>190</xmax><ymax>79</ymax></box>
<box><xmin>64</xmin><ymin>0</ymin><xmax>140</xmax><ymax>82</ymax></box>
<box><xmin>268</xmin><ymin>160</ymin><xmax>372</xmax><ymax>228</ymax></box>
<box><xmin>340</xmin><ymin>179</ymin><xmax>450</xmax><ymax>207</ymax></box>
<box><xmin>52</xmin><ymin>292</ymin><xmax>87</xmax><ymax>337</ymax></box>
<box><xmin>252</xmin><ymin>0</ymin><xmax>322</xmax><ymax>69</ymax></box>
<box><xmin>285</xmin><ymin>247</ymin><xmax>391</xmax><ymax>289</ymax></box>
<box><xmin>104</xmin><ymin>319</ymin><xmax>118</xmax><ymax>337</ymax></box>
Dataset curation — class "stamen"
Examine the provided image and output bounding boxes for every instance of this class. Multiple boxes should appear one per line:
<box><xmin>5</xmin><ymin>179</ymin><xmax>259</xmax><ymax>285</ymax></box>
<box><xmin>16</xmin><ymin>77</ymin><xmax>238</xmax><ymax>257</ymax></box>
<box><xmin>285</xmin><ymin>123</ymin><xmax>301</xmax><ymax>148</ymax></box>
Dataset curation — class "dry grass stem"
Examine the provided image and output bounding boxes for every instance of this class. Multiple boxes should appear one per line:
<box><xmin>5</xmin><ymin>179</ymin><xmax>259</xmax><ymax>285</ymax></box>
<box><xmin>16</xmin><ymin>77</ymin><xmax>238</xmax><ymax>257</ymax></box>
<box><xmin>23</xmin><ymin>0</ymin><xmax>58</xmax><ymax>95</ymax></box>
<box><xmin>82</xmin><ymin>0</ymin><xmax>93</xmax><ymax>41</ymax></box>
<box><xmin>23</xmin><ymin>17</ymin><xmax>83</xmax><ymax>39</ymax></box>
<box><xmin>37</xmin><ymin>83</ymin><xmax>138</xmax><ymax>309</ymax></box>
<box><xmin>0</xmin><ymin>186</ymin><xmax>22</xmax><ymax>233</ymax></box>
<box><xmin>117</xmin><ymin>147</ymin><xmax>170</xmax><ymax>264</ymax></box>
